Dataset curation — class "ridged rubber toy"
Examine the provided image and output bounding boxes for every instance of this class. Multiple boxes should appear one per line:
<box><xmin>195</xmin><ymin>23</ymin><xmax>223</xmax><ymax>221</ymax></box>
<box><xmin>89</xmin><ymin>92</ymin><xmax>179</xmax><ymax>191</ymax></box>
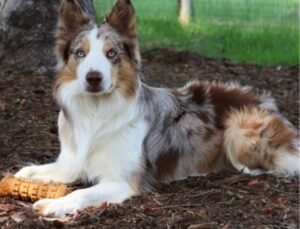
<box><xmin>0</xmin><ymin>176</ymin><xmax>69</xmax><ymax>202</ymax></box>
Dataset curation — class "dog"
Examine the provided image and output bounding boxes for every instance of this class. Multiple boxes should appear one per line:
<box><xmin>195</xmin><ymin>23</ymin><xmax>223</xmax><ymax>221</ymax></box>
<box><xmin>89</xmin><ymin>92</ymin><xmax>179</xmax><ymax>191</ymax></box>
<box><xmin>15</xmin><ymin>0</ymin><xmax>299</xmax><ymax>217</ymax></box>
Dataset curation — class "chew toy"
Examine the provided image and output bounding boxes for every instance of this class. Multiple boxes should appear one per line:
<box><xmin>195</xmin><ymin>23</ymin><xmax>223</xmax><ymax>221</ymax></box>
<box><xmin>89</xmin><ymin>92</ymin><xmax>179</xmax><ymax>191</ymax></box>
<box><xmin>0</xmin><ymin>176</ymin><xmax>69</xmax><ymax>202</ymax></box>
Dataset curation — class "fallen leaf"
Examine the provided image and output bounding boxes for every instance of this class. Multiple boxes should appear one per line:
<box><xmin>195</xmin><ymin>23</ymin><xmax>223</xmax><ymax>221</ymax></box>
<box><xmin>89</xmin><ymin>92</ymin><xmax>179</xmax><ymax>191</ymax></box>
<box><xmin>1</xmin><ymin>204</ymin><xmax>16</xmax><ymax>212</ymax></box>
<box><xmin>247</xmin><ymin>179</ymin><xmax>261</xmax><ymax>186</ymax></box>
<box><xmin>11</xmin><ymin>212</ymin><xmax>25</xmax><ymax>223</ymax></box>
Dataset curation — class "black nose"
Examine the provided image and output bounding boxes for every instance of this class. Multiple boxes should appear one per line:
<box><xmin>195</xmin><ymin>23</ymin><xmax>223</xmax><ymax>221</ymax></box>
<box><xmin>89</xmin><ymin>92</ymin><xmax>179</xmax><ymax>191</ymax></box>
<box><xmin>86</xmin><ymin>71</ymin><xmax>103</xmax><ymax>88</ymax></box>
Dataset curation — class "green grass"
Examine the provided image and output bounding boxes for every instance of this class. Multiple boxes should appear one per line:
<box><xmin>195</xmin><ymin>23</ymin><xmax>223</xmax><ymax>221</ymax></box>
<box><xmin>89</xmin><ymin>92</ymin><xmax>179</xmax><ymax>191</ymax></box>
<box><xmin>94</xmin><ymin>0</ymin><xmax>299</xmax><ymax>66</ymax></box>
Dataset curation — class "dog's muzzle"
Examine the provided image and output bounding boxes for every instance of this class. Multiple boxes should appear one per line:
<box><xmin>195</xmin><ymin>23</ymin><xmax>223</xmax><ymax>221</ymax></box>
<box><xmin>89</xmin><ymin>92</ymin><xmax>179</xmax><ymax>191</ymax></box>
<box><xmin>86</xmin><ymin>71</ymin><xmax>103</xmax><ymax>93</ymax></box>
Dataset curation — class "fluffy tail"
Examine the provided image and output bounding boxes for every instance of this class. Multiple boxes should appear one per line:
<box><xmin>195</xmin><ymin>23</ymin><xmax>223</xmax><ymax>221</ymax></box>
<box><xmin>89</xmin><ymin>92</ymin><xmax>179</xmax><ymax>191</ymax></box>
<box><xmin>223</xmin><ymin>107</ymin><xmax>299</xmax><ymax>176</ymax></box>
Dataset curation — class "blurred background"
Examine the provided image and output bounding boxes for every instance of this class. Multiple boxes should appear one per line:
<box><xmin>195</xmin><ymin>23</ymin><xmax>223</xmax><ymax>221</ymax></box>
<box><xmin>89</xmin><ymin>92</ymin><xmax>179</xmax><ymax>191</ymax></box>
<box><xmin>94</xmin><ymin>0</ymin><xmax>299</xmax><ymax>66</ymax></box>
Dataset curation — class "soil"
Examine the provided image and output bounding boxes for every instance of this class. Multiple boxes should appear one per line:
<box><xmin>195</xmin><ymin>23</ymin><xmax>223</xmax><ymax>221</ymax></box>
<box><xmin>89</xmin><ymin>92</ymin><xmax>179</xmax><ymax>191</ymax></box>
<box><xmin>0</xmin><ymin>49</ymin><xmax>299</xmax><ymax>228</ymax></box>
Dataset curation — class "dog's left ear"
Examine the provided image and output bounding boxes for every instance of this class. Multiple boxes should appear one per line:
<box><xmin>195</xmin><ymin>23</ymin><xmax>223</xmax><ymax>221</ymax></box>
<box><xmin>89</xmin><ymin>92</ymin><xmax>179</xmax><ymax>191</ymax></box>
<box><xmin>106</xmin><ymin>0</ymin><xmax>137</xmax><ymax>39</ymax></box>
<box><xmin>106</xmin><ymin>0</ymin><xmax>141</xmax><ymax>69</ymax></box>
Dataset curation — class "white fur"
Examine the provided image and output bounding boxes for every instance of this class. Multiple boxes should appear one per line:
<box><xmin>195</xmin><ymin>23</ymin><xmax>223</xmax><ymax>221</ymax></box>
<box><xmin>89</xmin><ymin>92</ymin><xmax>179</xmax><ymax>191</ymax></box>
<box><xmin>78</xmin><ymin>28</ymin><xmax>114</xmax><ymax>93</ymax></box>
<box><xmin>16</xmin><ymin>28</ymin><xmax>148</xmax><ymax>217</ymax></box>
<box><xmin>273</xmin><ymin>152</ymin><xmax>300</xmax><ymax>177</ymax></box>
<box><xmin>17</xmin><ymin>88</ymin><xmax>147</xmax><ymax>217</ymax></box>
<box><xmin>33</xmin><ymin>181</ymin><xmax>134</xmax><ymax>217</ymax></box>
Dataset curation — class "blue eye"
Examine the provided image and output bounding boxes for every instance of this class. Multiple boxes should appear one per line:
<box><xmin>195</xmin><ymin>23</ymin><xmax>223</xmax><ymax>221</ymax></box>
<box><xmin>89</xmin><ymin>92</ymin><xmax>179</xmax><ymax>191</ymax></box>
<box><xmin>107</xmin><ymin>49</ymin><xmax>117</xmax><ymax>59</ymax></box>
<box><xmin>76</xmin><ymin>50</ymin><xmax>85</xmax><ymax>58</ymax></box>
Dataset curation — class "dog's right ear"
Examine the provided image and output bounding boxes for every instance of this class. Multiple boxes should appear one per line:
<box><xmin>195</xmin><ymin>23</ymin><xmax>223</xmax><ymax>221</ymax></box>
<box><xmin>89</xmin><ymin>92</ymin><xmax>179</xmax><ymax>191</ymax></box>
<box><xmin>56</xmin><ymin>0</ymin><xmax>91</xmax><ymax>68</ymax></box>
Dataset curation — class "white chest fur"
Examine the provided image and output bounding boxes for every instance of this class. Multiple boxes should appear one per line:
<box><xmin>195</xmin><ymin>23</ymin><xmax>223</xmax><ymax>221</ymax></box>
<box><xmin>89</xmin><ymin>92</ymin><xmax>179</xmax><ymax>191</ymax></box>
<box><xmin>58</xmin><ymin>86</ymin><xmax>148</xmax><ymax>183</ymax></box>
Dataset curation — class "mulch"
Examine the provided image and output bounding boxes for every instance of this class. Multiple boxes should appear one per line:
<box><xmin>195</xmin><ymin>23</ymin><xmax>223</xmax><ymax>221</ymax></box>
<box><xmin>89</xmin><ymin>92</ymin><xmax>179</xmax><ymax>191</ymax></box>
<box><xmin>0</xmin><ymin>49</ymin><xmax>299</xmax><ymax>228</ymax></box>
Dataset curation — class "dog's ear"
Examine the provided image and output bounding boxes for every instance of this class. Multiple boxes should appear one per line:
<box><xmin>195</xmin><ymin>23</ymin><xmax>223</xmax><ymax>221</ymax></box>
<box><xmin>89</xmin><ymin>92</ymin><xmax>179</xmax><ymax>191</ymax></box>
<box><xmin>106</xmin><ymin>0</ymin><xmax>137</xmax><ymax>39</ymax></box>
<box><xmin>56</xmin><ymin>0</ymin><xmax>91</xmax><ymax>68</ymax></box>
<box><xmin>106</xmin><ymin>0</ymin><xmax>141</xmax><ymax>69</ymax></box>
<box><xmin>59</xmin><ymin>0</ymin><xmax>90</xmax><ymax>34</ymax></box>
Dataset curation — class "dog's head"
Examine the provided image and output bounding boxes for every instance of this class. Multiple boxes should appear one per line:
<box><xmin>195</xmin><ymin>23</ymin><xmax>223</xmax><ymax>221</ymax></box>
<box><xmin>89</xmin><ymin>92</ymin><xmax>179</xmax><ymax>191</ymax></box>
<box><xmin>55</xmin><ymin>0</ymin><xmax>140</xmax><ymax>99</ymax></box>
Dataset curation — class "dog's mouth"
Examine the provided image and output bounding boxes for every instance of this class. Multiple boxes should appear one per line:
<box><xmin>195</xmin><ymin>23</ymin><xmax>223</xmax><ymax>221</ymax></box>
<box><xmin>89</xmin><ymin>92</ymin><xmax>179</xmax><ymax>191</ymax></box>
<box><xmin>85</xmin><ymin>84</ymin><xmax>114</xmax><ymax>95</ymax></box>
<box><xmin>86</xmin><ymin>86</ymin><xmax>102</xmax><ymax>93</ymax></box>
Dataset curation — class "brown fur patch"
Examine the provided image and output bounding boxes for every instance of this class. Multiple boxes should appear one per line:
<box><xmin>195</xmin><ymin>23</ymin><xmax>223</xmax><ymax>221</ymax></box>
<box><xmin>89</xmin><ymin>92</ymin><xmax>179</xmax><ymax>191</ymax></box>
<box><xmin>208</xmin><ymin>140</ymin><xmax>225</xmax><ymax>169</ymax></box>
<box><xmin>81</xmin><ymin>38</ymin><xmax>90</xmax><ymax>55</ymax></box>
<box><xmin>103</xmin><ymin>38</ymin><xmax>137</xmax><ymax>99</ymax></box>
<box><xmin>54</xmin><ymin>57</ymin><xmax>78</xmax><ymax>92</ymax></box>
<box><xmin>197</xmin><ymin>139</ymin><xmax>225</xmax><ymax>173</ymax></box>
<box><xmin>265</xmin><ymin>117</ymin><xmax>297</xmax><ymax>152</ymax></box>
<box><xmin>238</xmin><ymin>120</ymin><xmax>263</xmax><ymax>138</ymax></box>
<box><xmin>198</xmin><ymin>112</ymin><xmax>210</xmax><ymax>123</ymax></box>
<box><xmin>210</xmin><ymin>85</ymin><xmax>259</xmax><ymax>129</ymax></box>
<box><xmin>204</xmin><ymin>127</ymin><xmax>215</xmax><ymax>141</ymax></box>
<box><xmin>237</xmin><ymin>149</ymin><xmax>261</xmax><ymax>169</ymax></box>
<box><xmin>155</xmin><ymin>150</ymin><xmax>180</xmax><ymax>181</ymax></box>
<box><xmin>239</xmin><ymin>121</ymin><xmax>263</xmax><ymax>130</ymax></box>
<box><xmin>59</xmin><ymin>0</ymin><xmax>90</xmax><ymax>33</ymax></box>
<box><xmin>103</xmin><ymin>40</ymin><xmax>111</xmax><ymax>54</ymax></box>
<box><xmin>187</xmin><ymin>82</ymin><xmax>207</xmax><ymax>105</ymax></box>
<box><xmin>102</xmin><ymin>40</ymin><xmax>121</xmax><ymax>65</ymax></box>
<box><xmin>185</xmin><ymin>82</ymin><xmax>211</xmax><ymax>124</ymax></box>
<box><xmin>113</xmin><ymin>57</ymin><xmax>137</xmax><ymax>99</ymax></box>
<box><xmin>55</xmin><ymin>35</ymin><xmax>91</xmax><ymax>93</ymax></box>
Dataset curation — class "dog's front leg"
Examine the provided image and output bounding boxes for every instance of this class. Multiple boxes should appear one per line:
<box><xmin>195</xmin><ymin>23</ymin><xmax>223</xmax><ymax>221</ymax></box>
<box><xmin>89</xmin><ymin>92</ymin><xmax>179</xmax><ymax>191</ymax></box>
<box><xmin>33</xmin><ymin>181</ymin><xmax>135</xmax><ymax>217</ymax></box>
<box><xmin>15</xmin><ymin>111</ymin><xmax>80</xmax><ymax>184</ymax></box>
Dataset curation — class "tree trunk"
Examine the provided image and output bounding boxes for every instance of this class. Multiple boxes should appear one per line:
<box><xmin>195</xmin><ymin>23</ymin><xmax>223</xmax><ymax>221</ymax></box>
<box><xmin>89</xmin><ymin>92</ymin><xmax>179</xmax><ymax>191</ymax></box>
<box><xmin>0</xmin><ymin>0</ymin><xmax>95</xmax><ymax>76</ymax></box>
<box><xmin>178</xmin><ymin>0</ymin><xmax>193</xmax><ymax>26</ymax></box>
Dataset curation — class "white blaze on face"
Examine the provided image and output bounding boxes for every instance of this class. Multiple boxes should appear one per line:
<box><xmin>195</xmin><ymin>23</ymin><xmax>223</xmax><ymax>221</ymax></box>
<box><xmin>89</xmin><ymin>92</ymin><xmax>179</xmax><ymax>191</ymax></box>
<box><xmin>77</xmin><ymin>27</ymin><xmax>113</xmax><ymax>93</ymax></box>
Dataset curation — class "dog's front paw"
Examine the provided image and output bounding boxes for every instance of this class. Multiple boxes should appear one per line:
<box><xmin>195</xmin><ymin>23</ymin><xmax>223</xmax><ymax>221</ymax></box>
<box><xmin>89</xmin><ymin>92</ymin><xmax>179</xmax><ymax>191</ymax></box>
<box><xmin>33</xmin><ymin>198</ymin><xmax>80</xmax><ymax>217</ymax></box>
<box><xmin>15</xmin><ymin>165</ymin><xmax>57</xmax><ymax>183</ymax></box>
<box><xmin>15</xmin><ymin>165</ymin><xmax>39</xmax><ymax>180</ymax></box>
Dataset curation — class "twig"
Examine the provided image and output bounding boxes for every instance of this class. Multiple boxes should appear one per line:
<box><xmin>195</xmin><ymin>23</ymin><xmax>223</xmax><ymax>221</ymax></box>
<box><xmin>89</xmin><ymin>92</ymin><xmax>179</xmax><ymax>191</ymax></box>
<box><xmin>269</xmin><ymin>187</ymin><xmax>299</xmax><ymax>195</ymax></box>
<box><xmin>152</xmin><ymin>203</ymin><xmax>203</xmax><ymax>209</ymax></box>
<box><xmin>188</xmin><ymin>222</ymin><xmax>218</xmax><ymax>229</ymax></box>
<box><xmin>185</xmin><ymin>189</ymin><xmax>221</xmax><ymax>197</ymax></box>
<box><xmin>215</xmin><ymin>174</ymin><xmax>249</xmax><ymax>185</ymax></box>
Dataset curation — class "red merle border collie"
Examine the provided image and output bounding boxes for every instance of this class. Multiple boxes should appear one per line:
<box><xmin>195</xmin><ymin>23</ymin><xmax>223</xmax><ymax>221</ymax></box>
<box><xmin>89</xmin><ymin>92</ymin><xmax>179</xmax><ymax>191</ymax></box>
<box><xmin>16</xmin><ymin>0</ymin><xmax>299</xmax><ymax>217</ymax></box>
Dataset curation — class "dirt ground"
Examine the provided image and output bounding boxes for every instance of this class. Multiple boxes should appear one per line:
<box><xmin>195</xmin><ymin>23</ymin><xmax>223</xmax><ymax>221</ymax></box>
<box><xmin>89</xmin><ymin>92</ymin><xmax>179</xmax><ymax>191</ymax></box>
<box><xmin>0</xmin><ymin>49</ymin><xmax>299</xmax><ymax>228</ymax></box>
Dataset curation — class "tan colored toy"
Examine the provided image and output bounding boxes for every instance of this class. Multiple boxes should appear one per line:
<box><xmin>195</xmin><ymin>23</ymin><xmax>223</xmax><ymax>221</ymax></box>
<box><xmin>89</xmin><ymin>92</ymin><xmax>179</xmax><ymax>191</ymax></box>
<box><xmin>0</xmin><ymin>176</ymin><xmax>70</xmax><ymax>202</ymax></box>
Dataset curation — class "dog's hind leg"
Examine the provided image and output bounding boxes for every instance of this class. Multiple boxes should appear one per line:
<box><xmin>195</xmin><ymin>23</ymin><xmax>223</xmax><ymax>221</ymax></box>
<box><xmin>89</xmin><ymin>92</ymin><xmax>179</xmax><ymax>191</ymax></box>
<box><xmin>223</xmin><ymin>107</ymin><xmax>299</xmax><ymax>176</ymax></box>
<box><xmin>15</xmin><ymin>111</ymin><xmax>80</xmax><ymax>183</ymax></box>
